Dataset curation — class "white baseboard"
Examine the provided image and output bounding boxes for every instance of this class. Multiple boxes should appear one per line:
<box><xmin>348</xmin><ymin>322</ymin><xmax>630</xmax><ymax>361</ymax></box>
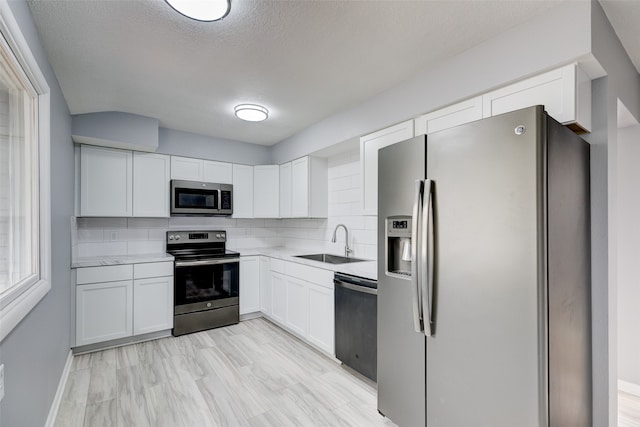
<box><xmin>619</xmin><ymin>379</ymin><xmax>640</xmax><ymax>397</ymax></box>
<box><xmin>45</xmin><ymin>350</ymin><xmax>73</xmax><ymax>427</ymax></box>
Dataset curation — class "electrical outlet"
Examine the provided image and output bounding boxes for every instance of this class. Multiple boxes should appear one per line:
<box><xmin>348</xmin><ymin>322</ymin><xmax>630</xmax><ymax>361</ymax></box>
<box><xmin>110</xmin><ymin>231</ymin><xmax>118</xmax><ymax>241</ymax></box>
<box><xmin>0</xmin><ymin>364</ymin><xmax>5</xmax><ymax>402</ymax></box>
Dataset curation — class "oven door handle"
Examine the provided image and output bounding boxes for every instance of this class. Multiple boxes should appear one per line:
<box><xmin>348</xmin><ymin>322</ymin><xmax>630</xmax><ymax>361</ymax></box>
<box><xmin>175</xmin><ymin>258</ymin><xmax>240</xmax><ymax>267</ymax></box>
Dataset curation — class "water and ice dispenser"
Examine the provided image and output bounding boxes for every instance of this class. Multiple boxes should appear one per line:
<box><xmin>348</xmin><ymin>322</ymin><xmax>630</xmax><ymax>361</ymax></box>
<box><xmin>386</xmin><ymin>216</ymin><xmax>412</xmax><ymax>278</ymax></box>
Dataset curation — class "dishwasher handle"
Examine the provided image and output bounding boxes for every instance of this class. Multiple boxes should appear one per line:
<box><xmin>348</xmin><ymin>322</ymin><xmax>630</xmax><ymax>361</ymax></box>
<box><xmin>335</xmin><ymin>279</ymin><xmax>378</xmax><ymax>295</ymax></box>
<box><xmin>334</xmin><ymin>274</ymin><xmax>378</xmax><ymax>296</ymax></box>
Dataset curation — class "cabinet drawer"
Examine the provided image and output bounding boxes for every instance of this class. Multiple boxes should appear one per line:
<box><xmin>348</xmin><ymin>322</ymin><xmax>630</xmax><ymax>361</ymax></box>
<box><xmin>286</xmin><ymin>262</ymin><xmax>333</xmax><ymax>289</ymax></box>
<box><xmin>134</xmin><ymin>261</ymin><xmax>174</xmax><ymax>279</ymax></box>
<box><xmin>271</xmin><ymin>258</ymin><xmax>286</xmax><ymax>273</ymax></box>
<box><xmin>77</xmin><ymin>264</ymin><xmax>133</xmax><ymax>285</ymax></box>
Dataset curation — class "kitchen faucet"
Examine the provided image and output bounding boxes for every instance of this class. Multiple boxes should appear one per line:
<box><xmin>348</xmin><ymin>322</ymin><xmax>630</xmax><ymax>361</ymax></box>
<box><xmin>331</xmin><ymin>224</ymin><xmax>353</xmax><ymax>257</ymax></box>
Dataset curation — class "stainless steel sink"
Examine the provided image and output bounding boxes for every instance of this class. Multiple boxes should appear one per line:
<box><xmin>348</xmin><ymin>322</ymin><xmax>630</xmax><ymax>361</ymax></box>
<box><xmin>294</xmin><ymin>253</ymin><xmax>368</xmax><ymax>264</ymax></box>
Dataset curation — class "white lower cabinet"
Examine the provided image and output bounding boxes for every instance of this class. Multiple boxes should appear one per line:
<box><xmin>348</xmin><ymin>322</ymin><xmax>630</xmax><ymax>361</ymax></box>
<box><xmin>76</xmin><ymin>280</ymin><xmax>133</xmax><ymax>346</ymax></box>
<box><xmin>265</xmin><ymin>259</ymin><xmax>335</xmax><ymax>355</ymax></box>
<box><xmin>133</xmin><ymin>276</ymin><xmax>173</xmax><ymax>335</ymax></box>
<box><xmin>285</xmin><ymin>276</ymin><xmax>309</xmax><ymax>336</ymax></box>
<box><xmin>75</xmin><ymin>262</ymin><xmax>174</xmax><ymax>348</ymax></box>
<box><xmin>259</xmin><ymin>256</ymin><xmax>272</xmax><ymax>315</ymax></box>
<box><xmin>240</xmin><ymin>256</ymin><xmax>261</xmax><ymax>315</ymax></box>
<box><xmin>271</xmin><ymin>271</ymin><xmax>287</xmax><ymax>325</ymax></box>
<box><xmin>307</xmin><ymin>282</ymin><xmax>334</xmax><ymax>354</ymax></box>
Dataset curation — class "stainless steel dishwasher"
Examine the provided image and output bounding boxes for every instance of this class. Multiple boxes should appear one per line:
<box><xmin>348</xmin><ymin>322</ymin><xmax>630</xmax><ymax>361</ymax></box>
<box><xmin>334</xmin><ymin>272</ymin><xmax>377</xmax><ymax>381</ymax></box>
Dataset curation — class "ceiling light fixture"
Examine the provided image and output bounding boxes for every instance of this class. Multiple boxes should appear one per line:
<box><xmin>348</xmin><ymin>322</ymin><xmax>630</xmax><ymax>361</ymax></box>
<box><xmin>234</xmin><ymin>104</ymin><xmax>269</xmax><ymax>122</ymax></box>
<box><xmin>165</xmin><ymin>0</ymin><xmax>231</xmax><ymax>22</ymax></box>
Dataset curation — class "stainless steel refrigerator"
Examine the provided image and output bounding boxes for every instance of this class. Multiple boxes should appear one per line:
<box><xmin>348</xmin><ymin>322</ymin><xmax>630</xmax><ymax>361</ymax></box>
<box><xmin>377</xmin><ymin>106</ymin><xmax>591</xmax><ymax>427</ymax></box>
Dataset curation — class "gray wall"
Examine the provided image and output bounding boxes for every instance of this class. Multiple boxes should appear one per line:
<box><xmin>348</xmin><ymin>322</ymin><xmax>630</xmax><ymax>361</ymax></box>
<box><xmin>0</xmin><ymin>1</ymin><xmax>73</xmax><ymax>426</ymax></box>
<box><xmin>157</xmin><ymin>127</ymin><xmax>271</xmax><ymax>165</ymax></box>
<box><xmin>617</xmin><ymin>124</ymin><xmax>640</xmax><ymax>387</ymax></box>
<box><xmin>586</xmin><ymin>2</ymin><xmax>640</xmax><ymax>425</ymax></box>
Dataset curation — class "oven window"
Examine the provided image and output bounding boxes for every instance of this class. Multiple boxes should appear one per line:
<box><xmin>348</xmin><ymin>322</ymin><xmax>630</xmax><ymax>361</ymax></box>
<box><xmin>174</xmin><ymin>261</ymin><xmax>239</xmax><ymax>306</ymax></box>
<box><xmin>176</xmin><ymin>188</ymin><xmax>218</xmax><ymax>210</ymax></box>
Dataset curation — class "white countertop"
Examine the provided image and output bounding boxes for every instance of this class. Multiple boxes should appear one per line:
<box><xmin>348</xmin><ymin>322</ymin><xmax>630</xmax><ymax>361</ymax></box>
<box><xmin>71</xmin><ymin>253</ymin><xmax>174</xmax><ymax>268</ymax></box>
<box><xmin>237</xmin><ymin>247</ymin><xmax>377</xmax><ymax>281</ymax></box>
<box><xmin>71</xmin><ymin>247</ymin><xmax>377</xmax><ymax>281</ymax></box>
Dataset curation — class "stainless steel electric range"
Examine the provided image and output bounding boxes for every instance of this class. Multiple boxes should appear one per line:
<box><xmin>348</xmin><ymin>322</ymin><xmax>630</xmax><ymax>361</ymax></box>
<box><xmin>166</xmin><ymin>230</ymin><xmax>239</xmax><ymax>336</ymax></box>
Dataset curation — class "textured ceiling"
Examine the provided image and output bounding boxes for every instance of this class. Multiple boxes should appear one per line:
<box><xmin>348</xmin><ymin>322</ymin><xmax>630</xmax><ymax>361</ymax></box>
<box><xmin>27</xmin><ymin>0</ymin><xmax>631</xmax><ymax>146</ymax></box>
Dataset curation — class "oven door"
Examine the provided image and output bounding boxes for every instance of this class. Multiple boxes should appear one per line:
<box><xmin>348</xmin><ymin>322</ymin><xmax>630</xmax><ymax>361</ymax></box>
<box><xmin>174</xmin><ymin>257</ymin><xmax>239</xmax><ymax>314</ymax></box>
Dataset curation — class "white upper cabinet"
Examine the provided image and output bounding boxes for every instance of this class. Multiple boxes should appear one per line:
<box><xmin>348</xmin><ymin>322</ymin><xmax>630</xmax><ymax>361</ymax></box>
<box><xmin>253</xmin><ymin>165</ymin><xmax>280</xmax><ymax>218</ymax></box>
<box><xmin>171</xmin><ymin>156</ymin><xmax>233</xmax><ymax>183</ymax></box>
<box><xmin>414</xmin><ymin>96</ymin><xmax>483</xmax><ymax>135</ymax></box>
<box><xmin>291</xmin><ymin>156</ymin><xmax>328</xmax><ymax>218</ymax></box>
<box><xmin>170</xmin><ymin>155</ymin><xmax>203</xmax><ymax>181</ymax></box>
<box><xmin>80</xmin><ymin>145</ymin><xmax>133</xmax><ymax>217</ymax></box>
<box><xmin>279</xmin><ymin>162</ymin><xmax>292</xmax><ymax>218</ymax></box>
<box><xmin>232</xmin><ymin>164</ymin><xmax>254</xmax><ymax>218</ymax></box>
<box><xmin>133</xmin><ymin>152</ymin><xmax>170</xmax><ymax>217</ymax></box>
<box><xmin>203</xmin><ymin>160</ymin><xmax>233</xmax><ymax>184</ymax></box>
<box><xmin>360</xmin><ymin>120</ymin><xmax>414</xmax><ymax>216</ymax></box>
<box><xmin>482</xmin><ymin>63</ymin><xmax>591</xmax><ymax>132</ymax></box>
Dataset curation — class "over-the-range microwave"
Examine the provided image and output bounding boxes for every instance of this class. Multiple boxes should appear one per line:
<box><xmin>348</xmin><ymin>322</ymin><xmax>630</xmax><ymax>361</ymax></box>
<box><xmin>170</xmin><ymin>180</ymin><xmax>233</xmax><ymax>216</ymax></box>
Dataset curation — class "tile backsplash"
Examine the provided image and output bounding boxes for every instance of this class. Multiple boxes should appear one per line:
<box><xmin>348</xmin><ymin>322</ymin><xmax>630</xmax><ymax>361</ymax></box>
<box><xmin>72</xmin><ymin>149</ymin><xmax>378</xmax><ymax>261</ymax></box>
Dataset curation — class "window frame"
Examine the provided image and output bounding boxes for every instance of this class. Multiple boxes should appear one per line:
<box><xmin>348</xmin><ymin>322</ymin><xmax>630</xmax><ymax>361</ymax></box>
<box><xmin>0</xmin><ymin>0</ymin><xmax>51</xmax><ymax>342</ymax></box>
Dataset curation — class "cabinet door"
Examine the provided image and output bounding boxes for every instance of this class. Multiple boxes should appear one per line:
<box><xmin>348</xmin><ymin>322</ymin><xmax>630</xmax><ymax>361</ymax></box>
<box><xmin>232</xmin><ymin>164</ymin><xmax>254</xmax><ymax>218</ymax></box>
<box><xmin>80</xmin><ymin>145</ymin><xmax>133</xmax><ymax>217</ymax></box>
<box><xmin>76</xmin><ymin>280</ymin><xmax>133</xmax><ymax>346</ymax></box>
<box><xmin>307</xmin><ymin>282</ymin><xmax>334</xmax><ymax>355</ymax></box>
<box><xmin>170</xmin><ymin>156</ymin><xmax>203</xmax><ymax>180</ymax></box>
<box><xmin>259</xmin><ymin>256</ymin><xmax>272</xmax><ymax>315</ymax></box>
<box><xmin>203</xmin><ymin>160</ymin><xmax>233</xmax><ymax>184</ymax></box>
<box><xmin>360</xmin><ymin>120</ymin><xmax>414</xmax><ymax>216</ymax></box>
<box><xmin>482</xmin><ymin>63</ymin><xmax>590</xmax><ymax>132</ymax></box>
<box><xmin>291</xmin><ymin>157</ymin><xmax>309</xmax><ymax>217</ymax></box>
<box><xmin>240</xmin><ymin>256</ymin><xmax>261</xmax><ymax>315</ymax></box>
<box><xmin>414</xmin><ymin>97</ymin><xmax>483</xmax><ymax>135</ymax></box>
<box><xmin>271</xmin><ymin>271</ymin><xmax>287</xmax><ymax>325</ymax></box>
<box><xmin>253</xmin><ymin>165</ymin><xmax>279</xmax><ymax>218</ymax></box>
<box><xmin>133</xmin><ymin>152</ymin><xmax>170</xmax><ymax>217</ymax></box>
<box><xmin>285</xmin><ymin>276</ymin><xmax>308</xmax><ymax>337</ymax></box>
<box><xmin>279</xmin><ymin>162</ymin><xmax>292</xmax><ymax>218</ymax></box>
<box><xmin>133</xmin><ymin>276</ymin><xmax>173</xmax><ymax>335</ymax></box>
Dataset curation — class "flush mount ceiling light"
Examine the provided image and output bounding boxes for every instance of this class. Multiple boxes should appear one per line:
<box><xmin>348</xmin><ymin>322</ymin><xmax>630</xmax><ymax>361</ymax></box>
<box><xmin>234</xmin><ymin>104</ymin><xmax>269</xmax><ymax>122</ymax></box>
<box><xmin>165</xmin><ymin>0</ymin><xmax>231</xmax><ymax>22</ymax></box>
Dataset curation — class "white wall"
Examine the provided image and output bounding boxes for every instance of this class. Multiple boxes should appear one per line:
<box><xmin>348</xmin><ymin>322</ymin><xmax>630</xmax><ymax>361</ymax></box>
<box><xmin>617</xmin><ymin>123</ymin><xmax>640</xmax><ymax>389</ymax></box>
<box><xmin>73</xmin><ymin>217</ymin><xmax>282</xmax><ymax>256</ymax></box>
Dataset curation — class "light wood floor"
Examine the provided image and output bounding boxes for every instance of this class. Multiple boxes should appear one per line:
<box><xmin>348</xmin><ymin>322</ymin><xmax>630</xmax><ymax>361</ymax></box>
<box><xmin>55</xmin><ymin>317</ymin><xmax>395</xmax><ymax>427</ymax></box>
<box><xmin>620</xmin><ymin>390</ymin><xmax>640</xmax><ymax>427</ymax></box>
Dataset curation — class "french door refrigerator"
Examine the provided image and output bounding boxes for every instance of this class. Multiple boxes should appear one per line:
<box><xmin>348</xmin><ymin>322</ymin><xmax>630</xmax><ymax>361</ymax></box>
<box><xmin>377</xmin><ymin>106</ymin><xmax>591</xmax><ymax>427</ymax></box>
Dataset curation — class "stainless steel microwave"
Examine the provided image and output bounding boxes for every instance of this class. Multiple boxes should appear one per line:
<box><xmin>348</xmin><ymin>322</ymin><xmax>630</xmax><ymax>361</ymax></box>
<box><xmin>170</xmin><ymin>180</ymin><xmax>233</xmax><ymax>216</ymax></box>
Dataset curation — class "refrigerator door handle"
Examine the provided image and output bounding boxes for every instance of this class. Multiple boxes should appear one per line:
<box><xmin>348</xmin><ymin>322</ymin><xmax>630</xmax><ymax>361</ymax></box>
<box><xmin>421</xmin><ymin>179</ymin><xmax>433</xmax><ymax>336</ymax></box>
<box><xmin>411</xmin><ymin>179</ymin><xmax>424</xmax><ymax>333</ymax></box>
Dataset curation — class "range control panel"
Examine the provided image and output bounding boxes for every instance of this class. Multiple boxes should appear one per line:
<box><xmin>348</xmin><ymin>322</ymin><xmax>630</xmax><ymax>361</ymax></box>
<box><xmin>167</xmin><ymin>230</ymin><xmax>226</xmax><ymax>244</ymax></box>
